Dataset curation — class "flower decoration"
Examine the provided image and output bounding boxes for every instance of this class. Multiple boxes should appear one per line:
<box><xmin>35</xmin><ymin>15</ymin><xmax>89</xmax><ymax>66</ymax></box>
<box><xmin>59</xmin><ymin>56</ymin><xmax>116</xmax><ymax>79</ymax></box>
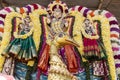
<box><xmin>0</xmin><ymin>1</ymin><xmax>119</xmax><ymax>80</ymax></box>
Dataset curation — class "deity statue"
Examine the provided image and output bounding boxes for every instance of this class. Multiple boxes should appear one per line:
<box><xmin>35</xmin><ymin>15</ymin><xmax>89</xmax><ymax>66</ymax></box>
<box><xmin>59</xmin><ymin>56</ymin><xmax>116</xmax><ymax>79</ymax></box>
<box><xmin>1</xmin><ymin>13</ymin><xmax>37</xmax><ymax>80</ymax></box>
<box><xmin>2</xmin><ymin>14</ymin><xmax>37</xmax><ymax>61</ymax></box>
<box><xmin>46</xmin><ymin>5</ymin><xmax>68</xmax><ymax>35</ymax></box>
<box><xmin>81</xmin><ymin>15</ymin><xmax>109</xmax><ymax>80</ymax></box>
<box><xmin>0</xmin><ymin>0</ymin><xmax>117</xmax><ymax>80</ymax></box>
<box><xmin>37</xmin><ymin>2</ymin><xmax>82</xmax><ymax>80</ymax></box>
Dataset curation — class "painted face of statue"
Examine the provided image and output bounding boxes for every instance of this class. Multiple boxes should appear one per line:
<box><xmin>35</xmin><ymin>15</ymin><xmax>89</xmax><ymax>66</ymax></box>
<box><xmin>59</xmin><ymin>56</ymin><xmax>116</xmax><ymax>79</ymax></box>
<box><xmin>24</xmin><ymin>16</ymin><xmax>31</xmax><ymax>24</ymax></box>
<box><xmin>84</xmin><ymin>18</ymin><xmax>95</xmax><ymax>35</ymax></box>
<box><xmin>53</xmin><ymin>6</ymin><xmax>62</xmax><ymax>19</ymax></box>
<box><xmin>19</xmin><ymin>23</ymin><xmax>24</xmax><ymax>30</ymax></box>
<box><xmin>84</xmin><ymin>19</ymin><xmax>91</xmax><ymax>27</ymax></box>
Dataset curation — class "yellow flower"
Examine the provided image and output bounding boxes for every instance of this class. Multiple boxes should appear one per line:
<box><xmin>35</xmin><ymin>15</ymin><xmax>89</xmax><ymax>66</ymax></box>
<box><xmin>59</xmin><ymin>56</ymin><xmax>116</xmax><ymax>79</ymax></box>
<box><xmin>70</xmin><ymin>11</ymin><xmax>116</xmax><ymax>80</ymax></box>
<box><xmin>27</xmin><ymin>9</ymin><xmax>47</xmax><ymax>66</ymax></box>
<box><xmin>0</xmin><ymin>12</ymin><xmax>21</xmax><ymax>72</ymax></box>
<box><xmin>92</xmin><ymin>15</ymin><xmax>116</xmax><ymax>80</ymax></box>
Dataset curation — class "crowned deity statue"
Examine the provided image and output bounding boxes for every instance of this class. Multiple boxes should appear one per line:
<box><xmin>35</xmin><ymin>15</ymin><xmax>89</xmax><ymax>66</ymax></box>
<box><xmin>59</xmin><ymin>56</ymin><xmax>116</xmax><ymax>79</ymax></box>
<box><xmin>0</xmin><ymin>0</ymin><xmax>117</xmax><ymax>80</ymax></box>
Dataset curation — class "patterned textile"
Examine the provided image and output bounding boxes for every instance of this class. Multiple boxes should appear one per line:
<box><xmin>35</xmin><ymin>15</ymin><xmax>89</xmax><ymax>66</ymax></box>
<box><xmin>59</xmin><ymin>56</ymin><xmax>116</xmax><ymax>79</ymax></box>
<box><xmin>83</xmin><ymin>38</ymin><xmax>101</xmax><ymax>60</ymax></box>
<box><xmin>76</xmin><ymin>70</ymin><xmax>102</xmax><ymax>80</ymax></box>
<box><xmin>2</xmin><ymin>31</ymin><xmax>37</xmax><ymax>61</ymax></box>
<box><xmin>2</xmin><ymin>58</ymin><xmax>15</xmax><ymax>75</ymax></box>
<box><xmin>14</xmin><ymin>62</ymin><xmax>28</xmax><ymax>80</ymax></box>
<box><xmin>93</xmin><ymin>60</ymin><xmax>109</xmax><ymax>76</ymax></box>
<box><xmin>83</xmin><ymin>38</ymin><xmax>107</xmax><ymax>61</ymax></box>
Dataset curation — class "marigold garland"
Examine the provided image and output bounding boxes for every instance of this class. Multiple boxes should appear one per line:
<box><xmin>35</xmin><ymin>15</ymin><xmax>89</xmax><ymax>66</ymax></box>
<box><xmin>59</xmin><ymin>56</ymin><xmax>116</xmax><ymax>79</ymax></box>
<box><xmin>69</xmin><ymin>6</ymin><xmax>120</xmax><ymax>79</ymax></box>
<box><xmin>70</xmin><ymin>11</ymin><xmax>99</xmax><ymax>61</ymax></box>
<box><xmin>27</xmin><ymin>9</ymin><xmax>47</xmax><ymax>66</ymax></box>
<box><xmin>92</xmin><ymin>15</ymin><xmax>116</xmax><ymax>80</ymax></box>
<box><xmin>30</xmin><ymin>9</ymin><xmax>47</xmax><ymax>51</ymax></box>
<box><xmin>70</xmin><ymin>10</ymin><xmax>116</xmax><ymax>80</ymax></box>
<box><xmin>0</xmin><ymin>12</ymin><xmax>21</xmax><ymax>71</ymax></box>
<box><xmin>0</xmin><ymin>3</ymin><xmax>117</xmax><ymax>80</ymax></box>
<box><xmin>0</xmin><ymin>9</ymin><xmax>47</xmax><ymax>68</ymax></box>
<box><xmin>69</xmin><ymin>11</ymin><xmax>86</xmax><ymax>61</ymax></box>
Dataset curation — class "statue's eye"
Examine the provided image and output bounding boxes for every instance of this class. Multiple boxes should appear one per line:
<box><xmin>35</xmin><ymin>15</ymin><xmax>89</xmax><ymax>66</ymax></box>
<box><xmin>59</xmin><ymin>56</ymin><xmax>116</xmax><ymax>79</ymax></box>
<box><xmin>59</xmin><ymin>33</ymin><xmax>63</xmax><ymax>37</ymax></box>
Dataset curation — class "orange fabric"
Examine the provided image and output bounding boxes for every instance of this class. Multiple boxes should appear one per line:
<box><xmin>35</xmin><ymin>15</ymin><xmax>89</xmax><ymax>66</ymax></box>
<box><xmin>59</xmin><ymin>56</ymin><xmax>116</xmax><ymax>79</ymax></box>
<box><xmin>20</xmin><ymin>8</ymin><xmax>25</xmax><ymax>14</ymax></box>
<box><xmin>0</xmin><ymin>27</ymin><xmax>4</xmax><ymax>32</ymax></box>
<box><xmin>110</xmin><ymin>34</ymin><xmax>119</xmax><ymax>38</ymax></box>
<box><xmin>64</xmin><ymin>45</ymin><xmax>78</xmax><ymax>73</ymax></box>
<box><xmin>38</xmin><ymin>44</ymin><xmax>50</xmax><ymax>73</ymax></box>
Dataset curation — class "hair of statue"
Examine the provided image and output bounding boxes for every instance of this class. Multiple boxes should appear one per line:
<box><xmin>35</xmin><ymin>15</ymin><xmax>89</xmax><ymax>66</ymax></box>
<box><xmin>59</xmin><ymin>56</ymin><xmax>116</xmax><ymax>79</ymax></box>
<box><xmin>52</xmin><ymin>5</ymin><xmax>63</xmax><ymax>13</ymax></box>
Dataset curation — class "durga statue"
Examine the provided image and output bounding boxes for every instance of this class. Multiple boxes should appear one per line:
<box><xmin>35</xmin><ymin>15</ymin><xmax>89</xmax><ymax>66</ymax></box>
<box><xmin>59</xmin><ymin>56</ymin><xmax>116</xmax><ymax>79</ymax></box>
<box><xmin>0</xmin><ymin>0</ymin><xmax>119</xmax><ymax>80</ymax></box>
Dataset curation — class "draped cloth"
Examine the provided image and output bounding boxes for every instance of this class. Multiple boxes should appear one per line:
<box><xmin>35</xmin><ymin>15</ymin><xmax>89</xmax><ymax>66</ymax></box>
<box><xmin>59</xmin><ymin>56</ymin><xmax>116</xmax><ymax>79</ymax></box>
<box><xmin>2</xmin><ymin>58</ymin><xmax>15</xmax><ymax>75</ymax></box>
<box><xmin>14</xmin><ymin>62</ymin><xmax>28</xmax><ymax>80</ymax></box>
<box><xmin>38</xmin><ymin>43</ymin><xmax>50</xmax><ymax>73</ymax></box>
<box><xmin>2</xmin><ymin>31</ymin><xmax>37</xmax><ymax>61</ymax></box>
<box><xmin>64</xmin><ymin>45</ymin><xmax>79</xmax><ymax>73</ymax></box>
<box><xmin>37</xmin><ymin>16</ymin><xmax>82</xmax><ymax>79</ymax></box>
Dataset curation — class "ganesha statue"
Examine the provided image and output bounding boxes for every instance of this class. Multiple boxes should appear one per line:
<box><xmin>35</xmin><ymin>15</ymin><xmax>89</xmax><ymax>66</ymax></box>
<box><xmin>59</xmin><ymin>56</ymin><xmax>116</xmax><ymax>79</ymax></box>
<box><xmin>0</xmin><ymin>0</ymin><xmax>119</xmax><ymax>80</ymax></box>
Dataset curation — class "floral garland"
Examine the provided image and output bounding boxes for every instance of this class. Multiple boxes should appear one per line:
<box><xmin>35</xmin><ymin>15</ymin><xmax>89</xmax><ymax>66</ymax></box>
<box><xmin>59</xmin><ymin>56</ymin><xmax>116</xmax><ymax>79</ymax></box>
<box><xmin>92</xmin><ymin>15</ymin><xmax>116</xmax><ymax>80</ymax></box>
<box><xmin>0</xmin><ymin>7</ymin><xmax>15</xmax><ymax>43</ymax></box>
<box><xmin>0</xmin><ymin>4</ymin><xmax>46</xmax><ymax>44</ymax></box>
<box><xmin>69</xmin><ymin>11</ymin><xmax>85</xmax><ymax>61</ymax></box>
<box><xmin>16</xmin><ymin>4</ymin><xmax>46</xmax><ymax>14</ymax></box>
<box><xmin>30</xmin><ymin>9</ymin><xmax>47</xmax><ymax>51</ymax></box>
<box><xmin>13</xmin><ymin>28</ymin><xmax>34</xmax><ymax>39</ymax></box>
<box><xmin>94</xmin><ymin>10</ymin><xmax>120</xmax><ymax>79</ymax></box>
<box><xmin>27</xmin><ymin>9</ymin><xmax>47</xmax><ymax>66</ymax></box>
<box><xmin>0</xmin><ymin>9</ymin><xmax>47</xmax><ymax>68</ymax></box>
<box><xmin>69</xmin><ymin>6</ymin><xmax>119</xmax><ymax>80</ymax></box>
<box><xmin>0</xmin><ymin>4</ymin><xmax>46</xmax><ymax>69</ymax></box>
<box><xmin>0</xmin><ymin>12</ymin><xmax>21</xmax><ymax>71</ymax></box>
<box><xmin>69</xmin><ymin>10</ymin><xmax>116</xmax><ymax>79</ymax></box>
<box><xmin>13</xmin><ymin>26</ymin><xmax>34</xmax><ymax>39</ymax></box>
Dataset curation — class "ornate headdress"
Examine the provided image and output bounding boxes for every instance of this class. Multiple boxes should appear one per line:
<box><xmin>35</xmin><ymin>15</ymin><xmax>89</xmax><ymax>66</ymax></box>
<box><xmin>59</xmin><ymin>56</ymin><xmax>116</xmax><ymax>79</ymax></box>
<box><xmin>47</xmin><ymin>0</ymin><xmax>68</xmax><ymax>15</ymax></box>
